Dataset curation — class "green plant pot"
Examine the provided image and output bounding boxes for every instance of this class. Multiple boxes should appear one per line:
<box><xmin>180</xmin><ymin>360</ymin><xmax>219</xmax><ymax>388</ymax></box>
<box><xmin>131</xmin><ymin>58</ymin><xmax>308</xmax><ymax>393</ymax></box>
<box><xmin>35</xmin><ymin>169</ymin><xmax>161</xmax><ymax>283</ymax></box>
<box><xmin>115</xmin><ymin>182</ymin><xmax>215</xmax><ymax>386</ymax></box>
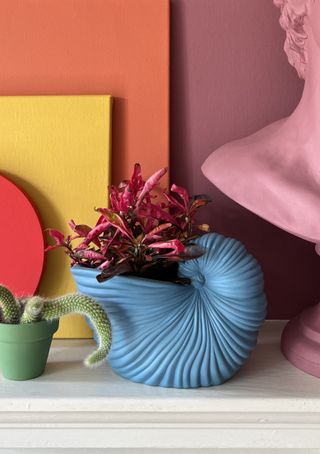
<box><xmin>0</xmin><ymin>319</ymin><xmax>59</xmax><ymax>381</ymax></box>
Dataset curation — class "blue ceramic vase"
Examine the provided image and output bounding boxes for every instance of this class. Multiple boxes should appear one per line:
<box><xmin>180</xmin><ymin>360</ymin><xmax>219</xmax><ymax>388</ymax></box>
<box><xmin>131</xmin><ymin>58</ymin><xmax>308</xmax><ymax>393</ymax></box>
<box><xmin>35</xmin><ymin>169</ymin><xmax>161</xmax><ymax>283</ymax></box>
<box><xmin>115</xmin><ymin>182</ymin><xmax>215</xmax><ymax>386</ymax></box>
<box><xmin>71</xmin><ymin>233</ymin><xmax>266</xmax><ymax>388</ymax></box>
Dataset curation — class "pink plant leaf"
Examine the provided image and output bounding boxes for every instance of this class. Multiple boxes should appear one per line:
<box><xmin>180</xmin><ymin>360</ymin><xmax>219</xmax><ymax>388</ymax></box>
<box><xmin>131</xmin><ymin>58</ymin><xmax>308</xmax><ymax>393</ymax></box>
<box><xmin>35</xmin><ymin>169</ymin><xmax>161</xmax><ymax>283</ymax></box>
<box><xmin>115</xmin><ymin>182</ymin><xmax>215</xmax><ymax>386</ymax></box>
<box><xmin>143</xmin><ymin>223</ymin><xmax>172</xmax><ymax>242</ymax></box>
<box><xmin>95</xmin><ymin>215</ymin><xmax>107</xmax><ymax>226</ymax></box>
<box><xmin>189</xmin><ymin>195</ymin><xmax>211</xmax><ymax>216</ymax></box>
<box><xmin>44</xmin><ymin>244</ymin><xmax>60</xmax><ymax>252</ymax></box>
<box><xmin>84</xmin><ymin>222</ymin><xmax>110</xmax><ymax>245</ymax></box>
<box><xmin>163</xmin><ymin>192</ymin><xmax>185</xmax><ymax>212</ymax></box>
<box><xmin>157</xmin><ymin>244</ymin><xmax>205</xmax><ymax>261</ymax></box>
<box><xmin>108</xmin><ymin>185</ymin><xmax>121</xmax><ymax>211</ymax></box>
<box><xmin>129</xmin><ymin>163</ymin><xmax>144</xmax><ymax>193</ymax></box>
<box><xmin>119</xmin><ymin>185</ymin><xmax>135</xmax><ymax>214</ymax></box>
<box><xmin>74</xmin><ymin>242</ymin><xmax>89</xmax><ymax>251</ymax></box>
<box><xmin>45</xmin><ymin>229</ymin><xmax>67</xmax><ymax>251</ymax></box>
<box><xmin>99</xmin><ymin>230</ymin><xmax>120</xmax><ymax>255</ymax></box>
<box><xmin>171</xmin><ymin>184</ymin><xmax>189</xmax><ymax>209</ymax></box>
<box><xmin>68</xmin><ymin>220</ymin><xmax>101</xmax><ymax>247</ymax></box>
<box><xmin>144</xmin><ymin>233</ymin><xmax>162</xmax><ymax>242</ymax></box>
<box><xmin>99</xmin><ymin>258</ymin><xmax>114</xmax><ymax>270</ymax></box>
<box><xmin>136</xmin><ymin>167</ymin><xmax>167</xmax><ymax>207</ymax></box>
<box><xmin>75</xmin><ymin>250</ymin><xmax>106</xmax><ymax>261</ymax></box>
<box><xmin>137</xmin><ymin>205</ymin><xmax>177</xmax><ymax>225</ymax></box>
<box><xmin>148</xmin><ymin>239</ymin><xmax>185</xmax><ymax>255</ymax></box>
<box><xmin>68</xmin><ymin>219</ymin><xmax>77</xmax><ymax>232</ymax></box>
<box><xmin>97</xmin><ymin>259</ymin><xmax>132</xmax><ymax>282</ymax></box>
<box><xmin>118</xmin><ymin>179</ymin><xmax>130</xmax><ymax>189</ymax></box>
<box><xmin>96</xmin><ymin>208</ymin><xmax>133</xmax><ymax>239</ymax></box>
<box><xmin>68</xmin><ymin>220</ymin><xmax>91</xmax><ymax>235</ymax></box>
<box><xmin>47</xmin><ymin>229</ymin><xmax>65</xmax><ymax>245</ymax></box>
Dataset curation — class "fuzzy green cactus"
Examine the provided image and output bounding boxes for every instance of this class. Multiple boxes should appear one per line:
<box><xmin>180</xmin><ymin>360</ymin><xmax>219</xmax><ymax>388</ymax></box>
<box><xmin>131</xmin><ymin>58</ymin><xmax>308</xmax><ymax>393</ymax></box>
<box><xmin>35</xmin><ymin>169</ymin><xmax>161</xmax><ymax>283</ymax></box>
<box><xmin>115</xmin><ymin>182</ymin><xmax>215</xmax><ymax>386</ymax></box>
<box><xmin>0</xmin><ymin>285</ymin><xmax>21</xmax><ymax>324</ymax></box>
<box><xmin>0</xmin><ymin>285</ymin><xmax>112</xmax><ymax>368</ymax></box>
<box><xmin>22</xmin><ymin>293</ymin><xmax>112</xmax><ymax>367</ymax></box>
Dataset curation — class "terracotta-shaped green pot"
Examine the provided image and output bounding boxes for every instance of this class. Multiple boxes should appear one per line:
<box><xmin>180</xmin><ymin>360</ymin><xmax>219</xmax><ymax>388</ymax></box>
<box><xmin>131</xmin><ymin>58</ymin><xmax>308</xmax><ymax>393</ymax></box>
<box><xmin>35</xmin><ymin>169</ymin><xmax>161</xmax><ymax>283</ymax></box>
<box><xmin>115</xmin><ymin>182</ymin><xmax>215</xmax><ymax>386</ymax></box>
<box><xmin>0</xmin><ymin>319</ymin><xmax>59</xmax><ymax>380</ymax></box>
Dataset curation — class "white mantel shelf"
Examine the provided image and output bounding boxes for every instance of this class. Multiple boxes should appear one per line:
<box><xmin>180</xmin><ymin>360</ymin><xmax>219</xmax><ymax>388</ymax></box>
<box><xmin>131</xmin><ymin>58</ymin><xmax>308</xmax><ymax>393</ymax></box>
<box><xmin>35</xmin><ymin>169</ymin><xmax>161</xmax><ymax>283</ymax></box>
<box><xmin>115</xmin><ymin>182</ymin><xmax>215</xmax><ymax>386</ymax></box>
<box><xmin>1</xmin><ymin>321</ymin><xmax>320</xmax><ymax>452</ymax></box>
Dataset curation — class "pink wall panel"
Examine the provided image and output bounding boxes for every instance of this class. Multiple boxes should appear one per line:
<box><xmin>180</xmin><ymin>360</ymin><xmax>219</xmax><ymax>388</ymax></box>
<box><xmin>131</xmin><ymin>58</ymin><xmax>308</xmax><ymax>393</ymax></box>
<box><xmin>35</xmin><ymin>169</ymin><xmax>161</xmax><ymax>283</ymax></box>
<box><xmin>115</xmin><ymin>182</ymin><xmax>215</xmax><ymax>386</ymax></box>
<box><xmin>170</xmin><ymin>0</ymin><xmax>320</xmax><ymax>319</ymax></box>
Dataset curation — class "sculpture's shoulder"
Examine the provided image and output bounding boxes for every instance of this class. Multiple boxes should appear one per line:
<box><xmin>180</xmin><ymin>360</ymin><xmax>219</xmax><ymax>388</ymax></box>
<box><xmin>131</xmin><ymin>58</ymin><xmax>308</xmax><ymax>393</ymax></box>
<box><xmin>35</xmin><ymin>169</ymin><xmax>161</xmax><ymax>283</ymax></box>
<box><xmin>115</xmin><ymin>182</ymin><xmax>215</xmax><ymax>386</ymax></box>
<box><xmin>202</xmin><ymin>116</ymin><xmax>320</xmax><ymax>243</ymax></box>
<box><xmin>216</xmin><ymin>118</ymin><xmax>287</xmax><ymax>154</ymax></box>
<box><xmin>202</xmin><ymin>118</ymin><xmax>287</xmax><ymax>174</ymax></box>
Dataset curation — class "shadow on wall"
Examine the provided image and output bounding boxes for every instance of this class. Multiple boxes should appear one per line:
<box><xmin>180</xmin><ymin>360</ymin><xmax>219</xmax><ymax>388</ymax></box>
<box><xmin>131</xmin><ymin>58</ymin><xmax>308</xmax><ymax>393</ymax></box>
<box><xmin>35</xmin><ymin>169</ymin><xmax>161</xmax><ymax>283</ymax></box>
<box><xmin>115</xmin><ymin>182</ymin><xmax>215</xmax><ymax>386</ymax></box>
<box><xmin>170</xmin><ymin>0</ymin><xmax>320</xmax><ymax>319</ymax></box>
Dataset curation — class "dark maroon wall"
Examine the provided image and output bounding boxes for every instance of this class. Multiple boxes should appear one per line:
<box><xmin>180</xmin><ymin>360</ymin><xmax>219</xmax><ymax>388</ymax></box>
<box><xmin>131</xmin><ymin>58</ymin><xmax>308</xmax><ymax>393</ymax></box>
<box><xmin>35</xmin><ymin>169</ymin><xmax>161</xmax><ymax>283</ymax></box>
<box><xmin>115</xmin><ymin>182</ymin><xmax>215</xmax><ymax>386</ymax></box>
<box><xmin>170</xmin><ymin>0</ymin><xmax>320</xmax><ymax>319</ymax></box>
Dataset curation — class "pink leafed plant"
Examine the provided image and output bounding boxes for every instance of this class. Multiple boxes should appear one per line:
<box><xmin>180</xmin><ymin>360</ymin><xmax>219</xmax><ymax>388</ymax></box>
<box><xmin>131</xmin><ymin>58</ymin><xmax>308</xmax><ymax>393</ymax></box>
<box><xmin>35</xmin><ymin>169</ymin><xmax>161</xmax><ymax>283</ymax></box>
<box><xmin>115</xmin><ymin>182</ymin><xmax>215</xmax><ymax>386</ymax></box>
<box><xmin>46</xmin><ymin>164</ymin><xmax>211</xmax><ymax>283</ymax></box>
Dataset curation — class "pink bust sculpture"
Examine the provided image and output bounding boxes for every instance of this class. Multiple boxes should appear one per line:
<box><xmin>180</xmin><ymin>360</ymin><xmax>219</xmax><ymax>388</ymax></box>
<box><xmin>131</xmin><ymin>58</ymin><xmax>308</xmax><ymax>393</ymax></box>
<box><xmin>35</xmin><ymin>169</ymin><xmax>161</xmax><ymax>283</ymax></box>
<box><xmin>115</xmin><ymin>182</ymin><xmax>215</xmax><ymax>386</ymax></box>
<box><xmin>202</xmin><ymin>0</ymin><xmax>320</xmax><ymax>377</ymax></box>
<box><xmin>203</xmin><ymin>0</ymin><xmax>320</xmax><ymax>246</ymax></box>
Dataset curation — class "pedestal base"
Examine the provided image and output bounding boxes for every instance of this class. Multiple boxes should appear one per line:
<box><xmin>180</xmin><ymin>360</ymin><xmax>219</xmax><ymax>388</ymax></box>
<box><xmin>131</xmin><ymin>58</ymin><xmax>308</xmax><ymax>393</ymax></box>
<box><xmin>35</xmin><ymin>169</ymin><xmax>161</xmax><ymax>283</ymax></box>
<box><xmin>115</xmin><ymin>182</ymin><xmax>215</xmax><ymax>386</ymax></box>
<box><xmin>281</xmin><ymin>303</ymin><xmax>320</xmax><ymax>378</ymax></box>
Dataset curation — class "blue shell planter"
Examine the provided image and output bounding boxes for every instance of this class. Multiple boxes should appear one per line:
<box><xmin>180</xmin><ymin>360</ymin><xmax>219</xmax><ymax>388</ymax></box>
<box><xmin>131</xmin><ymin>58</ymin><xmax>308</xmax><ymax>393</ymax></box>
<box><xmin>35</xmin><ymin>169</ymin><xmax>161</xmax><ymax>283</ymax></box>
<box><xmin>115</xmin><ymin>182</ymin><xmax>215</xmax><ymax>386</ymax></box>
<box><xmin>71</xmin><ymin>233</ymin><xmax>267</xmax><ymax>388</ymax></box>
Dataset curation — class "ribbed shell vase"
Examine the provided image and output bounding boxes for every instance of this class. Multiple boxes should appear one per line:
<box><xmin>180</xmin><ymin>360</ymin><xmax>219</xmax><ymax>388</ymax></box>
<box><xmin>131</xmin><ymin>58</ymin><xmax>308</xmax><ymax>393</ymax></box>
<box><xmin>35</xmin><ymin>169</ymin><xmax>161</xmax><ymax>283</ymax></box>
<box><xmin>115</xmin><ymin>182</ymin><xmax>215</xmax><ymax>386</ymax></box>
<box><xmin>71</xmin><ymin>233</ymin><xmax>266</xmax><ymax>388</ymax></box>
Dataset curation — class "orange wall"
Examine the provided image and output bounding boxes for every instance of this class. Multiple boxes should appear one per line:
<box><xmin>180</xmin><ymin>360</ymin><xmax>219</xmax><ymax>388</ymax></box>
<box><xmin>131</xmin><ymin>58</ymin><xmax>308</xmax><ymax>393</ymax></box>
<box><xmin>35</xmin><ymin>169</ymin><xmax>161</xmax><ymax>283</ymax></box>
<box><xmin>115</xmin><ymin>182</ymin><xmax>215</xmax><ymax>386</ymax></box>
<box><xmin>0</xmin><ymin>0</ymin><xmax>169</xmax><ymax>185</ymax></box>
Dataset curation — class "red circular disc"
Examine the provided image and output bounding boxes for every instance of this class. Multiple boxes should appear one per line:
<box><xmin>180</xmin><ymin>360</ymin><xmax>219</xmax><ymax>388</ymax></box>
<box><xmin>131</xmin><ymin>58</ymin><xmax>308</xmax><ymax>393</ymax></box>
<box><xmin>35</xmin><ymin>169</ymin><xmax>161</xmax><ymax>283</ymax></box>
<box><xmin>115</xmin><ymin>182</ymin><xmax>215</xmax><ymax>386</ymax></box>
<box><xmin>0</xmin><ymin>175</ymin><xmax>44</xmax><ymax>297</ymax></box>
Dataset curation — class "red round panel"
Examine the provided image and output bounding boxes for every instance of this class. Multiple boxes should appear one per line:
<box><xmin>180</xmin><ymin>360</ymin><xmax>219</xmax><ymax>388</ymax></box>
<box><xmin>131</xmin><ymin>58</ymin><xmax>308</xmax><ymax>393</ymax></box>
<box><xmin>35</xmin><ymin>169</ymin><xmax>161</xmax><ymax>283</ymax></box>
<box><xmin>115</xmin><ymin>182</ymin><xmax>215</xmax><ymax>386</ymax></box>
<box><xmin>0</xmin><ymin>175</ymin><xmax>44</xmax><ymax>296</ymax></box>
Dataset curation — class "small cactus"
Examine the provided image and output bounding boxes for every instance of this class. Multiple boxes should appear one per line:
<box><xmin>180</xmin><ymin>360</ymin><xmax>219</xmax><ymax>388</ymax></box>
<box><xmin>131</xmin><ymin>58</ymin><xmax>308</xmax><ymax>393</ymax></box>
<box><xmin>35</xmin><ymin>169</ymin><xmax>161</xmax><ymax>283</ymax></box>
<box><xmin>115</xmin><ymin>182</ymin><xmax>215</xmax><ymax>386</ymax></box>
<box><xmin>0</xmin><ymin>285</ymin><xmax>112</xmax><ymax>368</ymax></box>
<box><xmin>0</xmin><ymin>285</ymin><xmax>21</xmax><ymax>324</ymax></box>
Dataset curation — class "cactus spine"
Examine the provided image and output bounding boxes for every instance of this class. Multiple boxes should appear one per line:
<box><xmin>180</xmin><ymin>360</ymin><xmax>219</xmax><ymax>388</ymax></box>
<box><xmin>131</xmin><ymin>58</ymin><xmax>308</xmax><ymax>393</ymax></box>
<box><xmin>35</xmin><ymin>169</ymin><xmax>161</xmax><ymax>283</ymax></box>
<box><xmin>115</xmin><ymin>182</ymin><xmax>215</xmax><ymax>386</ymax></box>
<box><xmin>0</xmin><ymin>285</ymin><xmax>21</xmax><ymax>324</ymax></box>
<box><xmin>0</xmin><ymin>285</ymin><xmax>112</xmax><ymax>368</ymax></box>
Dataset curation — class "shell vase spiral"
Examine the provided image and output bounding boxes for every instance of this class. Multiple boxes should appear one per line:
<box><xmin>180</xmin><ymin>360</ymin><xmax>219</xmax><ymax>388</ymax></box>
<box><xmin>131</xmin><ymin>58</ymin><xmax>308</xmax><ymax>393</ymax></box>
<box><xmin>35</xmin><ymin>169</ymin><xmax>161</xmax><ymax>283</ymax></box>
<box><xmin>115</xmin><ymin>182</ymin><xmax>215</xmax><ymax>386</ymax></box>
<box><xmin>72</xmin><ymin>233</ymin><xmax>267</xmax><ymax>388</ymax></box>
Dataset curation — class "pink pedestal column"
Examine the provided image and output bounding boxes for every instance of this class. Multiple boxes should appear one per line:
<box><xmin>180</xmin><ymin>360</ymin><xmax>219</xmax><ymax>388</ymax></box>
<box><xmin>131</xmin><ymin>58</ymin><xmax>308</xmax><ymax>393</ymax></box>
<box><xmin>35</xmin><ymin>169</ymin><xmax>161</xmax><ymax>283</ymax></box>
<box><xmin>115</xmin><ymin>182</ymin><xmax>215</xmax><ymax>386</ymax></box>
<box><xmin>282</xmin><ymin>304</ymin><xmax>320</xmax><ymax>378</ymax></box>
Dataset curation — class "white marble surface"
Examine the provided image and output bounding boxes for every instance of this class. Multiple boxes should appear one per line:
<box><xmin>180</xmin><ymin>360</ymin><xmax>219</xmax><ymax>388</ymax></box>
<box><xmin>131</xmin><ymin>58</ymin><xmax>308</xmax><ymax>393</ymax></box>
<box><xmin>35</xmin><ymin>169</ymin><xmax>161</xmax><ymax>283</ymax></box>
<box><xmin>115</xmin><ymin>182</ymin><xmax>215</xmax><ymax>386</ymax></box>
<box><xmin>0</xmin><ymin>321</ymin><xmax>320</xmax><ymax>450</ymax></box>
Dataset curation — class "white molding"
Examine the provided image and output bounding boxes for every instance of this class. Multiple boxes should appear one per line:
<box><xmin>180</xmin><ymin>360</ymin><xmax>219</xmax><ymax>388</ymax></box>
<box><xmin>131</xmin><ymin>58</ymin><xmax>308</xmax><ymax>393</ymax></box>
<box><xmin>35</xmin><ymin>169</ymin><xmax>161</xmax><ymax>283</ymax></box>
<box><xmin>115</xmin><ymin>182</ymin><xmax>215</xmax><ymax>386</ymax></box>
<box><xmin>1</xmin><ymin>421</ymin><xmax>320</xmax><ymax>449</ymax></box>
<box><xmin>1</xmin><ymin>451</ymin><xmax>318</xmax><ymax>454</ymax></box>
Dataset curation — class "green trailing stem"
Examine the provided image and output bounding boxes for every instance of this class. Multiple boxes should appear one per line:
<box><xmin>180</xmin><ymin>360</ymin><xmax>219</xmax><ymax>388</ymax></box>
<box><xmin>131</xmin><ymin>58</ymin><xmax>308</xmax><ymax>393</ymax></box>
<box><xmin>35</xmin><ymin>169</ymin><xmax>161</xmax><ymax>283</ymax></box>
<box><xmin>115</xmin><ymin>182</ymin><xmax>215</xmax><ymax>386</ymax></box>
<box><xmin>0</xmin><ymin>285</ymin><xmax>112</xmax><ymax>368</ymax></box>
<box><xmin>22</xmin><ymin>293</ymin><xmax>112</xmax><ymax>367</ymax></box>
<box><xmin>0</xmin><ymin>285</ymin><xmax>21</xmax><ymax>324</ymax></box>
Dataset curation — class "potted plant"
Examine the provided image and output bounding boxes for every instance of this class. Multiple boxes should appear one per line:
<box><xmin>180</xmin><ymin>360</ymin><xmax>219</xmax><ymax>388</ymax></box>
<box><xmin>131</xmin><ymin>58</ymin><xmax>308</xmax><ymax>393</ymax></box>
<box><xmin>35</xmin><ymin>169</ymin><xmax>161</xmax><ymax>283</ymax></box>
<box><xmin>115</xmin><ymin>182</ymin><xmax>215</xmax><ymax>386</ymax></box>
<box><xmin>47</xmin><ymin>164</ymin><xmax>266</xmax><ymax>388</ymax></box>
<box><xmin>0</xmin><ymin>285</ymin><xmax>111</xmax><ymax>380</ymax></box>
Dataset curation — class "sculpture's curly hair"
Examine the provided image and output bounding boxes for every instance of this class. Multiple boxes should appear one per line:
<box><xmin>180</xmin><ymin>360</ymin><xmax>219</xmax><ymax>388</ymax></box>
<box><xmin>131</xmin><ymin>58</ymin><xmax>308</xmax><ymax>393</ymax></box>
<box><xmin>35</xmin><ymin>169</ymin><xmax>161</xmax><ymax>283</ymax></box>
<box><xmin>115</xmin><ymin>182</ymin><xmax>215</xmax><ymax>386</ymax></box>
<box><xmin>274</xmin><ymin>0</ymin><xmax>309</xmax><ymax>79</ymax></box>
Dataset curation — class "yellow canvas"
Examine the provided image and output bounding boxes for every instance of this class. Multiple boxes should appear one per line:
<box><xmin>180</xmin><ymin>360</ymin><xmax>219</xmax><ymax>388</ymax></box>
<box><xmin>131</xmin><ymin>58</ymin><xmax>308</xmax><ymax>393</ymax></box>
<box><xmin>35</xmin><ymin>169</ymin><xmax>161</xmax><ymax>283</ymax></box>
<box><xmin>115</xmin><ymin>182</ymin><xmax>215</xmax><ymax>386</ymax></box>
<box><xmin>0</xmin><ymin>95</ymin><xmax>112</xmax><ymax>338</ymax></box>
